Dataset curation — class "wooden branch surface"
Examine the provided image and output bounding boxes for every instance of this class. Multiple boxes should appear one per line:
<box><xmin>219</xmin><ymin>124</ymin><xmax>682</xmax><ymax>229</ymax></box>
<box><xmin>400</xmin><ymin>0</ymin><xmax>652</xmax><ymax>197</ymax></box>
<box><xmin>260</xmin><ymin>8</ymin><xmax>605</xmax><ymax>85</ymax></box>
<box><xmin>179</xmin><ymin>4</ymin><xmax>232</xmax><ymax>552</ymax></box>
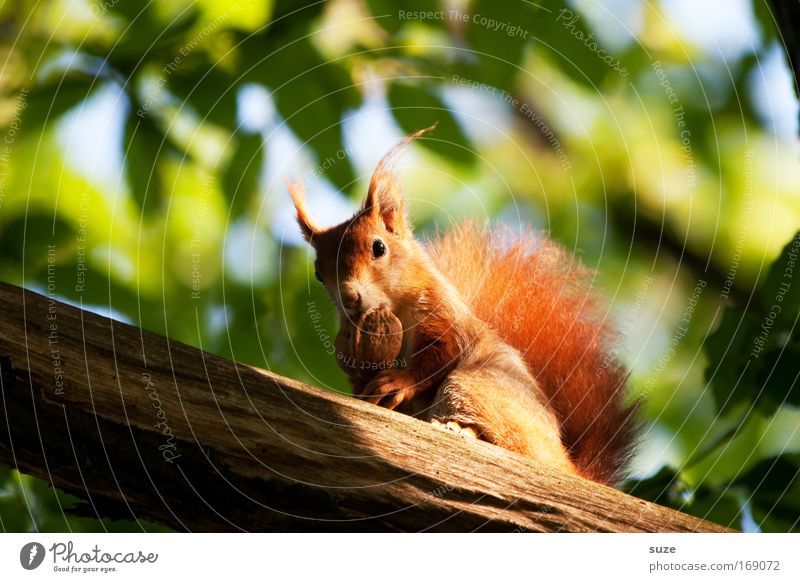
<box><xmin>0</xmin><ymin>283</ymin><xmax>728</xmax><ymax>532</ymax></box>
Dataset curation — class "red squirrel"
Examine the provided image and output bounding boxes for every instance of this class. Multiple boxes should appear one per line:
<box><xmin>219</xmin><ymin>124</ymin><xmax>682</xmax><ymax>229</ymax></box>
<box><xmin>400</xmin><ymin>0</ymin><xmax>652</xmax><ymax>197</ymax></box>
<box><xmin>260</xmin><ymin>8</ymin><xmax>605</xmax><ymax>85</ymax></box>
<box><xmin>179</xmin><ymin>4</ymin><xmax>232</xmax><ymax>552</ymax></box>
<box><xmin>288</xmin><ymin>128</ymin><xmax>640</xmax><ymax>486</ymax></box>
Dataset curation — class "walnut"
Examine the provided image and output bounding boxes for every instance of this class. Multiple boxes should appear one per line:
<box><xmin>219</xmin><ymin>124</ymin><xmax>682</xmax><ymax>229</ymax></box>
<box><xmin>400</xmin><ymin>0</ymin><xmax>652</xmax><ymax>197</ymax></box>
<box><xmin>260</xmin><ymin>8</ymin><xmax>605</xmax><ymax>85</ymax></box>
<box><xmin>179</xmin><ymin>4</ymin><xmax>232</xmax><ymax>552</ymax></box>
<box><xmin>335</xmin><ymin>306</ymin><xmax>403</xmax><ymax>374</ymax></box>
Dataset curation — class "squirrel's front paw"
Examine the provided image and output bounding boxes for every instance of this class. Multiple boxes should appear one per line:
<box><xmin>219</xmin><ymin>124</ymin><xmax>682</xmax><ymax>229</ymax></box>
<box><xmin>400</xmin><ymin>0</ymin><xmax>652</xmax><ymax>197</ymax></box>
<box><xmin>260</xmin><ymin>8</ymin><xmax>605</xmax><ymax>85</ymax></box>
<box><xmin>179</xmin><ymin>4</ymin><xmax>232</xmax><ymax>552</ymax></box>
<box><xmin>361</xmin><ymin>370</ymin><xmax>418</xmax><ymax>410</ymax></box>
<box><xmin>431</xmin><ymin>419</ymin><xmax>481</xmax><ymax>440</ymax></box>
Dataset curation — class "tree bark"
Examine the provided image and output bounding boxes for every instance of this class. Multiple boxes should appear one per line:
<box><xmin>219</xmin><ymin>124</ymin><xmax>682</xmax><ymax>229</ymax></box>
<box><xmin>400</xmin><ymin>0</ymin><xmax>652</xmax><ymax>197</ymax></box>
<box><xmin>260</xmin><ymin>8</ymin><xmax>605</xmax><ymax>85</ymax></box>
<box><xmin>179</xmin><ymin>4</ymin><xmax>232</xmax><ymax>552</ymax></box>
<box><xmin>0</xmin><ymin>282</ymin><xmax>728</xmax><ymax>532</ymax></box>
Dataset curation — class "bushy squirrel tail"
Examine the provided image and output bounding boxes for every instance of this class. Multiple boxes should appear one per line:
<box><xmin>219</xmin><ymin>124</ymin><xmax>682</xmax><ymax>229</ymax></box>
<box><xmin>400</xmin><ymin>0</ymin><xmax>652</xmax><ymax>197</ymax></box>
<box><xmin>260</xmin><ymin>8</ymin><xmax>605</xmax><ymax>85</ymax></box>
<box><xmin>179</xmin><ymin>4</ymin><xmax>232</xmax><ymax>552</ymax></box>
<box><xmin>427</xmin><ymin>222</ymin><xmax>641</xmax><ymax>485</ymax></box>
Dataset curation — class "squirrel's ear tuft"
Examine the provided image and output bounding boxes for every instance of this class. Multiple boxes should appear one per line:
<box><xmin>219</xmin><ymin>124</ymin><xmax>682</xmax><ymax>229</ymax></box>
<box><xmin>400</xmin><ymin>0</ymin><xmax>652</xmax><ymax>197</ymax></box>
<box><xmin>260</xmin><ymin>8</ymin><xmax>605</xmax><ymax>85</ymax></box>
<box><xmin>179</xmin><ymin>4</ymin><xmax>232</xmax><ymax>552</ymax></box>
<box><xmin>363</xmin><ymin>125</ymin><xmax>435</xmax><ymax>236</ymax></box>
<box><xmin>286</xmin><ymin>178</ymin><xmax>318</xmax><ymax>241</ymax></box>
<box><xmin>365</xmin><ymin>171</ymin><xmax>409</xmax><ymax>236</ymax></box>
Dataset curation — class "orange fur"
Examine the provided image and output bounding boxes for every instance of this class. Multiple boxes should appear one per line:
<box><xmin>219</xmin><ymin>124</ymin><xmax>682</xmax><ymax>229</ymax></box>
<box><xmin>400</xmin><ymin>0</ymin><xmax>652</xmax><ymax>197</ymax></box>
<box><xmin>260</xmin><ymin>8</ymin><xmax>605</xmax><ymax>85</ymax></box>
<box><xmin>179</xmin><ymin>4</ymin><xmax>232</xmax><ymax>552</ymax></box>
<box><xmin>427</xmin><ymin>224</ymin><xmax>641</xmax><ymax>485</ymax></box>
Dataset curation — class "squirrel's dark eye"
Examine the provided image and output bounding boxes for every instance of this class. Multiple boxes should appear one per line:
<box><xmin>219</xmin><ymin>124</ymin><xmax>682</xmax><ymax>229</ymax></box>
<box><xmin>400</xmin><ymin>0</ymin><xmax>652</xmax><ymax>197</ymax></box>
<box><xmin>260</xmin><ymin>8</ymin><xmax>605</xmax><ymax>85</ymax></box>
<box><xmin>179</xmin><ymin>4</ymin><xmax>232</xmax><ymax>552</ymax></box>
<box><xmin>314</xmin><ymin>270</ymin><xmax>324</xmax><ymax>283</ymax></box>
<box><xmin>372</xmin><ymin>239</ymin><xmax>386</xmax><ymax>258</ymax></box>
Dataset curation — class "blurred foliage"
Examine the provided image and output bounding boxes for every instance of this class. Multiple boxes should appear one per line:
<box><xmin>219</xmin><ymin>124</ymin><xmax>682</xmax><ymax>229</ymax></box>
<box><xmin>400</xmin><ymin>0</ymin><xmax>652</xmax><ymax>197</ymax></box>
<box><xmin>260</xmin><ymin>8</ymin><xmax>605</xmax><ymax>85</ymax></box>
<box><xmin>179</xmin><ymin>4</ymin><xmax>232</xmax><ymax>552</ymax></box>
<box><xmin>0</xmin><ymin>465</ymin><xmax>168</xmax><ymax>532</ymax></box>
<box><xmin>0</xmin><ymin>0</ymin><xmax>798</xmax><ymax>532</ymax></box>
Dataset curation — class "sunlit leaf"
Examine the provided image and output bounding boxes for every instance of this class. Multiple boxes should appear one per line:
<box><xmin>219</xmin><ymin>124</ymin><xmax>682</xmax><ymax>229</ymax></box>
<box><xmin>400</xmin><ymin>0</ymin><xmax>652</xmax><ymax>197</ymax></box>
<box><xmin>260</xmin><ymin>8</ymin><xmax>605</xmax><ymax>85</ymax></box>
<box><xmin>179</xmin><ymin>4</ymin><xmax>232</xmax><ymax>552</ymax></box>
<box><xmin>195</xmin><ymin>0</ymin><xmax>274</xmax><ymax>32</ymax></box>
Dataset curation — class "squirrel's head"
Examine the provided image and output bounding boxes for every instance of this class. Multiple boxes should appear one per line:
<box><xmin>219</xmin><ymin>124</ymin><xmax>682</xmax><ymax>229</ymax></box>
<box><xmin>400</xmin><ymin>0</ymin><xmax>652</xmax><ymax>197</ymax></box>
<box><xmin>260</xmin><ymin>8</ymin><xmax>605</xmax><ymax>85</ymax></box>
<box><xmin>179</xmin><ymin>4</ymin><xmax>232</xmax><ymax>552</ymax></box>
<box><xmin>288</xmin><ymin>127</ymin><xmax>433</xmax><ymax>319</ymax></box>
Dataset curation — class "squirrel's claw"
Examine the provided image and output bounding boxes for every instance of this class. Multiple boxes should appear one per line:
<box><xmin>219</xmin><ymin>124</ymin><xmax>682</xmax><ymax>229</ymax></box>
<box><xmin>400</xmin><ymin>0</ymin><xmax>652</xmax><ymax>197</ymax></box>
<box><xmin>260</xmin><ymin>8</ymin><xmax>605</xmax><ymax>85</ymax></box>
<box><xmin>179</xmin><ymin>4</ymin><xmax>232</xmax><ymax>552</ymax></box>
<box><xmin>431</xmin><ymin>419</ymin><xmax>481</xmax><ymax>440</ymax></box>
<box><xmin>362</xmin><ymin>370</ymin><xmax>416</xmax><ymax>409</ymax></box>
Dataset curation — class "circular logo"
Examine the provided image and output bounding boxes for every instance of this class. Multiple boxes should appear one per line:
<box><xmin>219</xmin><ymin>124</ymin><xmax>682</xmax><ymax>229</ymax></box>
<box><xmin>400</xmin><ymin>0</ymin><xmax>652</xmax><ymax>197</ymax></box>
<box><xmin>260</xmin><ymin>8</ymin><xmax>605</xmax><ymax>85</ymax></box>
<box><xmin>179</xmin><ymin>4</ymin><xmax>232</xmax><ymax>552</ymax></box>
<box><xmin>20</xmin><ymin>542</ymin><xmax>46</xmax><ymax>570</ymax></box>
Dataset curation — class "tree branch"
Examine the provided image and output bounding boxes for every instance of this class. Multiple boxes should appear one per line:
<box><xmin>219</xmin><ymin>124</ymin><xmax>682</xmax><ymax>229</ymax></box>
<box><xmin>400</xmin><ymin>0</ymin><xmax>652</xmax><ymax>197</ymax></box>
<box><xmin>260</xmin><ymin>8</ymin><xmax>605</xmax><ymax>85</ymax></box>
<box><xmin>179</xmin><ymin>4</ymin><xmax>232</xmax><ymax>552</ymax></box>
<box><xmin>0</xmin><ymin>282</ymin><xmax>727</xmax><ymax>532</ymax></box>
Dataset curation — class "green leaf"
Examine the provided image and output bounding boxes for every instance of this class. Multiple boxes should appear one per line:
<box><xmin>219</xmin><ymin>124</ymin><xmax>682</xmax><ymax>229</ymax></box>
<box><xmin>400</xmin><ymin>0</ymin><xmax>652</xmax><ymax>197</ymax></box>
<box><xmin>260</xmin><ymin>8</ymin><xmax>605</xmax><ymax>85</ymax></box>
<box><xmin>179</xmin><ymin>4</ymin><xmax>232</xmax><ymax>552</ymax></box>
<box><xmin>463</xmin><ymin>0</ymin><xmax>541</xmax><ymax>89</ymax></box>
<box><xmin>123</xmin><ymin>114</ymin><xmax>167</xmax><ymax>216</ymax></box>
<box><xmin>758</xmin><ymin>231</ymin><xmax>800</xmax><ymax>329</ymax></box>
<box><xmin>234</xmin><ymin>8</ymin><xmax>359</xmax><ymax>190</ymax></box>
<box><xmin>387</xmin><ymin>81</ymin><xmax>475</xmax><ymax>166</ymax></box>
<box><xmin>704</xmin><ymin>231</ymin><xmax>800</xmax><ymax>416</ymax></box>
<box><xmin>684</xmin><ymin>486</ymin><xmax>742</xmax><ymax>531</ymax></box>
<box><xmin>222</xmin><ymin>132</ymin><xmax>264</xmax><ymax>219</ymax></box>
<box><xmin>109</xmin><ymin>5</ymin><xmax>200</xmax><ymax>61</ymax></box>
<box><xmin>756</xmin><ymin>347</ymin><xmax>800</xmax><ymax>410</ymax></box>
<box><xmin>622</xmin><ymin>466</ymin><xmax>689</xmax><ymax>508</ymax></box>
<box><xmin>365</xmin><ymin>0</ymin><xmax>446</xmax><ymax>35</ymax></box>
<box><xmin>751</xmin><ymin>0</ymin><xmax>779</xmax><ymax>42</ymax></box>
<box><xmin>246</xmin><ymin>38</ymin><xmax>358</xmax><ymax>191</ymax></box>
<box><xmin>531</xmin><ymin>0</ymin><xmax>628</xmax><ymax>89</ymax></box>
<box><xmin>736</xmin><ymin>453</ymin><xmax>800</xmax><ymax>499</ymax></box>
<box><xmin>0</xmin><ymin>214</ymin><xmax>75</xmax><ymax>273</ymax></box>
<box><xmin>734</xmin><ymin>454</ymin><xmax>800</xmax><ymax>532</ymax></box>
<box><xmin>0</xmin><ymin>497</ymin><xmax>31</xmax><ymax>531</ymax></box>
<box><xmin>274</xmin><ymin>73</ymin><xmax>354</xmax><ymax>190</ymax></box>
<box><xmin>170</xmin><ymin>67</ymin><xmax>238</xmax><ymax>129</ymax></box>
<box><xmin>629</xmin><ymin>468</ymin><xmax>749</xmax><ymax>531</ymax></box>
<box><xmin>703</xmin><ymin>308</ymin><xmax>761</xmax><ymax>414</ymax></box>
<box><xmin>271</xmin><ymin>0</ymin><xmax>327</xmax><ymax>22</ymax></box>
<box><xmin>19</xmin><ymin>77</ymin><xmax>98</xmax><ymax>130</ymax></box>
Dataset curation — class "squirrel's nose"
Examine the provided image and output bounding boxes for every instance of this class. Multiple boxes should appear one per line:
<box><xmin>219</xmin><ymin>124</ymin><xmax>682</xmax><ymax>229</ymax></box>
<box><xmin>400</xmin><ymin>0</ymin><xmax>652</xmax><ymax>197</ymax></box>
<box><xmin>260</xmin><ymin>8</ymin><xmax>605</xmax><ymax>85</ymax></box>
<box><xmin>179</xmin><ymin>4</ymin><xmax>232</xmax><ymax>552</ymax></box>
<box><xmin>342</xmin><ymin>291</ymin><xmax>362</xmax><ymax>311</ymax></box>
